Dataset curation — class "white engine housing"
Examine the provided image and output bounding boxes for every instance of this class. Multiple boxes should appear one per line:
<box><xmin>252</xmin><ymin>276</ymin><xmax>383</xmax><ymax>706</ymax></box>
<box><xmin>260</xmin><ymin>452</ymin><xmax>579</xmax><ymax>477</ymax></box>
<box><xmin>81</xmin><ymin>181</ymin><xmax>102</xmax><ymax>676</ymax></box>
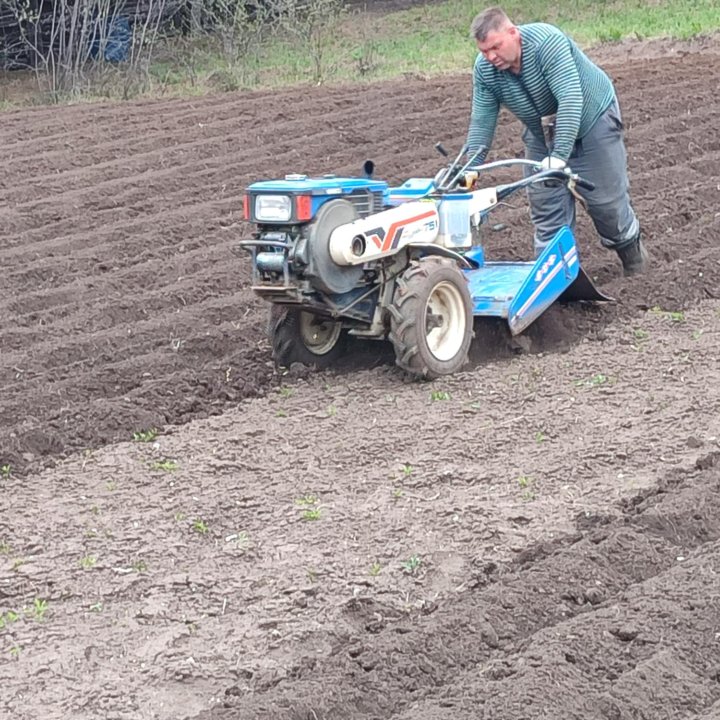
<box><xmin>329</xmin><ymin>187</ymin><xmax>499</xmax><ymax>266</ymax></box>
<box><xmin>329</xmin><ymin>201</ymin><xmax>439</xmax><ymax>265</ymax></box>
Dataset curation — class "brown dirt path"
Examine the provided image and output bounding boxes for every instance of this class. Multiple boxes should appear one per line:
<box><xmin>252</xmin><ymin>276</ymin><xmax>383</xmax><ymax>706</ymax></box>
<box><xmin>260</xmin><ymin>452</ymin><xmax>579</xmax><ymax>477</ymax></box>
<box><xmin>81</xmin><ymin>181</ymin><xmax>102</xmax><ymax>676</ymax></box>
<box><xmin>1</xmin><ymin>298</ymin><xmax>719</xmax><ymax>719</ymax></box>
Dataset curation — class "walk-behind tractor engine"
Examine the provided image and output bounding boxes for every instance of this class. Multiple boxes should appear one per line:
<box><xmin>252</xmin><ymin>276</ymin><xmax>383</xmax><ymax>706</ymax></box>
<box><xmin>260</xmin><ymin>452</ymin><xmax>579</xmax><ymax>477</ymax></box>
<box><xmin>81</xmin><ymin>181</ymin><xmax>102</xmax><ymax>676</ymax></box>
<box><xmin>241</xmin><ymin>146</ymin><xmax>611</xmax><ymax>379</ymax></box>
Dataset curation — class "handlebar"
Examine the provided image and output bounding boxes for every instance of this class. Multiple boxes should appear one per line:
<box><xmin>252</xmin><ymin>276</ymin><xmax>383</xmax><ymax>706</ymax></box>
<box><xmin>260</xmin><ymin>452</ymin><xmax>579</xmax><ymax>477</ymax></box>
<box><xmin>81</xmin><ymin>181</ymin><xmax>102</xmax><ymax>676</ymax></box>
<box><xmin>462</xmin><ymin>159</ymin><xmax>595</xmax><ymax>195</ymax></box>
<box><xmin>572</xmin><ymin>174</ymin><xmax>595</xmax><ymax>191</ymax></box>
<box><xmin>428</xmin><ymin>147</ymin><xmax>596</xmax><ymax>201</ymax></box>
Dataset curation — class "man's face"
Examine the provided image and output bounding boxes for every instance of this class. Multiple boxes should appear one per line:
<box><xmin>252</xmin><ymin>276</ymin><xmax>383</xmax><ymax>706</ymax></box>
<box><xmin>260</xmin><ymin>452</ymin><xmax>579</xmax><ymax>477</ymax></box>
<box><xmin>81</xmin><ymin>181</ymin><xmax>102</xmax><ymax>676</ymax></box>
<box><xmin>477</xmin><ymin>26</ymin><xmax>520</xmax><ymax>70</ymax></box>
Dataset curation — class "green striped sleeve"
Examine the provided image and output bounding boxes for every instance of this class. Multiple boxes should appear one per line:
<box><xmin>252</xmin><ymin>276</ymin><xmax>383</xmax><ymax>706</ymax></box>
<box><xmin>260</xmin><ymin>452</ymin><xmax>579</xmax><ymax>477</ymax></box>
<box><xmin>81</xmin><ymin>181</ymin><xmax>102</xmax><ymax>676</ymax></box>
<box><xmin>466</xmin><ymin>64</ymin><xmax>499</xmax><ymax>160</ymax></box>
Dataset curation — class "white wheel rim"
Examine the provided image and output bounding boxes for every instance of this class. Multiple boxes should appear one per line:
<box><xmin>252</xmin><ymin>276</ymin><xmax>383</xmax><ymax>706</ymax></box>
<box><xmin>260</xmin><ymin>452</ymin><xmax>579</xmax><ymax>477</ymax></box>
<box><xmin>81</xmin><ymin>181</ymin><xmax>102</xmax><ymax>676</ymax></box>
<box><xmin>299</xmin><ymin>312</ymin><xmax>342</xmax><ymax>355</ymax></box>
<box><xmin>424</xmin><ymin>281</ymin><xmax>466</xmax><ymax>361</ymax></box>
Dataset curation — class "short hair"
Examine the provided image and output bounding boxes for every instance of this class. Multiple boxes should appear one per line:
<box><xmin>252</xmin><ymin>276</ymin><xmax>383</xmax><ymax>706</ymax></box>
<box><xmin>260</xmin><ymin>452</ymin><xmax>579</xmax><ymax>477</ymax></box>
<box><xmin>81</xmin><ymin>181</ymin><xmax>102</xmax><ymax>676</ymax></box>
<box><xmin>470</xmin><ymin>7</ymin><xmax>512</xmax><ymax>42</ymax></box>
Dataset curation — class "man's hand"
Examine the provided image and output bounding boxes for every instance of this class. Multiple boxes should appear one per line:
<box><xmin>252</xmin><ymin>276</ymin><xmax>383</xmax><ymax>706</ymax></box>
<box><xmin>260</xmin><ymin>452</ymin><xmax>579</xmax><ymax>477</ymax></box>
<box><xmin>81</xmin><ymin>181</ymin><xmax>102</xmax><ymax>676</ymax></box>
<box><xmin>540</xmin><ymin>155</ymin><xmax>567</xmax><ymax>170</ymax></box>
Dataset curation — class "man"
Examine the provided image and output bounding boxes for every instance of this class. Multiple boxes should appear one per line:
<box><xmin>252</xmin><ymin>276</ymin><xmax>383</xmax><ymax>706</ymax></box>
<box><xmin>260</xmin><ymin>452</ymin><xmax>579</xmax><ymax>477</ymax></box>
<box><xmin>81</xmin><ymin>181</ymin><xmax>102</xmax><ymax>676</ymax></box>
<box><xmin>465</xmin><ymin>7</ymin><xmax>648</xmax><ymax>275</ymax></box>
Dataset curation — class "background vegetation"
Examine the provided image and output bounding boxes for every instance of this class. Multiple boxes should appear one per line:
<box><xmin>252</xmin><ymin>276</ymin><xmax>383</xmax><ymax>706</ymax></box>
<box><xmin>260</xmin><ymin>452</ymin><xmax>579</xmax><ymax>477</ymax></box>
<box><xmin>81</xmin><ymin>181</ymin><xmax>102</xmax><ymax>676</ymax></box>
<box><xmin>0</xmin><ymin>0</ymin><xmax>718</xmax><ymax>106</ymax></box>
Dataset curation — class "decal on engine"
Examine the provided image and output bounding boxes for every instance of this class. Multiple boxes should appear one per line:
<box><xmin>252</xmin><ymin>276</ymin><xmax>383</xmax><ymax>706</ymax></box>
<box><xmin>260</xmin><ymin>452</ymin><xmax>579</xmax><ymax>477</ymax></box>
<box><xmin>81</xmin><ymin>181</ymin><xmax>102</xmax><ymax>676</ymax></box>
<box><xmin>364</xmin><ymin>210</ymin><xmax>438</xmax><ymax>252</ymax></box>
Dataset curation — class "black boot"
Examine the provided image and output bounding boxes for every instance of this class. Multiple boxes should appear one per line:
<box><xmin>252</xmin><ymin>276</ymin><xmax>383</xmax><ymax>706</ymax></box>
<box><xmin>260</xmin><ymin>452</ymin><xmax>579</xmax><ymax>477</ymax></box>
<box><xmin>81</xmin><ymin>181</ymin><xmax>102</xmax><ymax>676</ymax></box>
<box><xmin>616</xmin><ymin>233</ymin><xmax>649</xmax><ymax>277</ymax></box>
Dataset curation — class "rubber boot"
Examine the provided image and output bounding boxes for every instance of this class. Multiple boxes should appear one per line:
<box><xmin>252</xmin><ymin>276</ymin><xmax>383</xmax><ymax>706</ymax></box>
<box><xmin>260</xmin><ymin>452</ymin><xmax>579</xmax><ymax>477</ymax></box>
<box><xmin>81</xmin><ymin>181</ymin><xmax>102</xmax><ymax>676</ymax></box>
<box><xmin>616</xmin><ymin>233</ymin><xmax>649</xmax><ymax>277</ymax></box>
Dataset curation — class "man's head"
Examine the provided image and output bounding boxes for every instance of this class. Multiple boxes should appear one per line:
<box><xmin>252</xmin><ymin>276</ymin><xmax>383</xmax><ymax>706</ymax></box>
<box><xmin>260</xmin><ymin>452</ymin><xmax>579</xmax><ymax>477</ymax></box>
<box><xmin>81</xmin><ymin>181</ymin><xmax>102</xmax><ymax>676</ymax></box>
<box><xmin>470</xmin><ymin>7</ymin><xmax>521</xmax><ymax>72</ymax></box>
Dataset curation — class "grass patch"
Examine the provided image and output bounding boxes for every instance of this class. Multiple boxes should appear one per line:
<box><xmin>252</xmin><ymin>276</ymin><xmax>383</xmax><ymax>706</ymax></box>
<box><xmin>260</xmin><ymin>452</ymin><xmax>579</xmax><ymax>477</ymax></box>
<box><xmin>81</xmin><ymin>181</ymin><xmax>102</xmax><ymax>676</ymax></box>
<box><xmin>194</xmin><ymin>0</ymin><xmax>719</xmax><ymax>88</ymax></box>
<box><xmin>208</xmin><ymin>0</ymin><xmax>719</xmax><ymax>89</ymax></box>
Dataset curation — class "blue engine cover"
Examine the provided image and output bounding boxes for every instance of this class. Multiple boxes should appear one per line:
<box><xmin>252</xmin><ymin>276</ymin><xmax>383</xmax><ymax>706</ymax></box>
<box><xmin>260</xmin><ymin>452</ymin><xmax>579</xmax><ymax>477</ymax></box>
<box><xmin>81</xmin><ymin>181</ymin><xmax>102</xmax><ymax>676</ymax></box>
<box><xmin>246</xmin><ymin>174</ymin><xmax>389</xmax><ymax>223</ymax></box>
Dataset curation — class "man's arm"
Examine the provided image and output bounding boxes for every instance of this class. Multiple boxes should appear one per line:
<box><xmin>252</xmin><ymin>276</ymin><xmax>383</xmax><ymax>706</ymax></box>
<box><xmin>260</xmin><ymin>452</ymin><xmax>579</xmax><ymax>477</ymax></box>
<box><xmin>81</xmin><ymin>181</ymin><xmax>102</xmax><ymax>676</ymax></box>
<box><xmin>466</xmin><ymin>65</ymin><xmax>500</xmax><ymax>162</ymax></box>
<box><xmin>538</xmin><ymin>35</ymin><xmax>583</xmax><ymax>162</ymax></box>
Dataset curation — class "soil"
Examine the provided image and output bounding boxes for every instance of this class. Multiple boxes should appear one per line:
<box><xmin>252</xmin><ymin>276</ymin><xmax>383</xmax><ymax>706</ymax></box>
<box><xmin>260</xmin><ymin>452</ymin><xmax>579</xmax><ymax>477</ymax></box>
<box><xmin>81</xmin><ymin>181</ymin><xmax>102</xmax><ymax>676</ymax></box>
<box><xmin>1</xmin><ymin>38</ymin><xmax>720</xmax><ymax>720</ymax></box>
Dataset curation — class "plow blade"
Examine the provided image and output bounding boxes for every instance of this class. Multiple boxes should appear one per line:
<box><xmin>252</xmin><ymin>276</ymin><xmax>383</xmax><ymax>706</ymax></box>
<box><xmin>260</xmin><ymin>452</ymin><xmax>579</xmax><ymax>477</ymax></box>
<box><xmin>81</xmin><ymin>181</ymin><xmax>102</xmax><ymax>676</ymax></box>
<box><xmin>559</xmin><ymin>267</ymin><xmax>615</xmax><ymax>303</ymax></box>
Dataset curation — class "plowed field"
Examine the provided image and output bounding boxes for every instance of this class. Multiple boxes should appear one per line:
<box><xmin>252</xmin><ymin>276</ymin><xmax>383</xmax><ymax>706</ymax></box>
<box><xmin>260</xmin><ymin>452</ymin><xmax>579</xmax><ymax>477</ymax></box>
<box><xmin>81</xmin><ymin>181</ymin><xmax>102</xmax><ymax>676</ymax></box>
<box><xmin>1</xmin><ymin>39</ymin><xmax>719</xmax><ymax>720</ymax></box>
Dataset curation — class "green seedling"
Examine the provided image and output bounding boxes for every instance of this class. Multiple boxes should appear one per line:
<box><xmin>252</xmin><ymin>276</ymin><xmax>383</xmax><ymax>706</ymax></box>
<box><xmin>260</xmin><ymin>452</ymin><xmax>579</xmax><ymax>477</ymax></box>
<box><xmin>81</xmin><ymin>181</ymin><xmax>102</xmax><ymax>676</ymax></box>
<box><xmin>1</xmin><ymin>465</ymin><xmax>11</xmax><ymax>479</ymax></box>
<box><xmin>150</xmin><ymin>459</ymin><xmax>179</xmax><ymax>472</ymax></box>
<box><xmin>132</xmin><ymin>428</ymin><xmax>158</xmax><ymax>443</ymax></box>
<box><xmin>651</xmin><ymin>306</ymin><xmax>686</xmax><ymax>323</ymax></box>
<box><xmin>192</xmin><ymin>519</ymin><xmax>209</xmax><ymax>535</ymax></box>
<box><xmin>430</xmin><ymin>390</ymin><xmax>451</xmax><ymax>401</ymax></box>
<box><xmin>89</xmin><ymin>602</ymin><xmax>104</xmax><ymax>612</ymax></box>
<box><xmin>518</xmin><ymin>475</ymin><xmax>531</xmax><ymax>488</ymax></box>
<box><xmin>9</xmin><ymin>645</ymin><xmax>20</xmax><ymax>658</ymax></box>
<box><xmin>81</xmin><ymin>448</ymin><xmax>95</xmax><ymax>470</ymax></box>
<box><xmin>278</xmin><ymin>386</ymin><xmax>294</xmax><ymax>398</ymax></box>
<box><xmin>692</xmin><ymin>329</ymin><xmax>704</xmax><ymax>340</ymax></box>
<box><xmin>0</xmin><ymin>611</ymin><xmax>19</xmax><ymax>629</ymax></box>
<box><xmin>401</xmin><ymin>555</ymin><xmax>422</xmax><ymax>574</ymax></box>
<box><xmin>276</xmin><ymin>409</ymin><xmax>288</xmax><ymax>418</ymax></box>
<box><xmin>106</xmin><ymin>480</ymin><xmax>117</xmax><ymax>491</ymax></box>
<box><xmin>633</xmin><ymin>328</ymin><xmax>649</xmax><ymax>341</ymax></box>
<box><xmin>295</xmin><ymin>494</ymin><xmax>321</xmax><ymax>520</ymax></box>
<box><xmin>534</xmin><ymin>431</ymin><xmax>547</xmax><ymax>444</ymax></box>
<box><xmin>11</xmin><ymin>559</ymin><xmax>25</xmax><ymax>571</ymax></box>
<box><xmin>132</xmin><ymin>559</ymin><xmax>148</xmax><ymax>573</ymax></box>
<box><xmin>369</xmin><ymin>562</ymin><xmax>382</xmax><ymax>577</ymax></box>
<box><xmin>0</xmin><ymin>541</ymin><xmax>10</xmax><ymax>555</ymax></box>
<box><xmin>327</xmin><ymin>404</ymin><xmax>337</xmax><ymax>417</ymax></box>
<box><xmin>392</xmin><ymin>487</ymin><xmax>404</xmax><ymax>499</ymax></box>
<box><xmin>401</xmin><ymin>463</ymin><xmax>413</xmax><ymax>476</ymax></box>
<box><xmin>26</xmin><ymin>598</ymin><xmax>48</xmax><ymax>621</ymax></box>
<box><xmin>307</xmin><ymin>568</ymin><xmax>318</xmax><ymax>583</ymax></box>
<box><xmin>575</xmin><ymin>373</ymin><xmax>612</xmax><ymax>388</ymax></box>
<box><xmin>226</xmin><ymin>531</ymin><xmax>252</xmax><ymax>553</ymax></box>
<box><xmin>174</xmin><ymin>512</ymin><xmax>186</xmax><ymax>522</ymax></box>
<box><xmin>522</xmin><ymin>489</ymin><xmax>536</xmax><ymax>501</ymax></box>
<box><xmin>79</xmin><ymin>555</ymin><xmax>97</xmax><ymax>569</ymax></box>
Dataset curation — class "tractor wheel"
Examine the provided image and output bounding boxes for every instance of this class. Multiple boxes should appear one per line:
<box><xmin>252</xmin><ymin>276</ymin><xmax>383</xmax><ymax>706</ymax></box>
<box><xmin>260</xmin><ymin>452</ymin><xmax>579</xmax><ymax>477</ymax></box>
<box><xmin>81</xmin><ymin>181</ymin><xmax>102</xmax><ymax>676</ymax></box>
<box><xmin>268</xmin><ymin>306</ymin><xmax>346</xmax><ymax>369</ymax></box>
<box><xmin>388</xmin><ymin>257</ymin><xmax>473</xmax><ymax>379</ymax></box>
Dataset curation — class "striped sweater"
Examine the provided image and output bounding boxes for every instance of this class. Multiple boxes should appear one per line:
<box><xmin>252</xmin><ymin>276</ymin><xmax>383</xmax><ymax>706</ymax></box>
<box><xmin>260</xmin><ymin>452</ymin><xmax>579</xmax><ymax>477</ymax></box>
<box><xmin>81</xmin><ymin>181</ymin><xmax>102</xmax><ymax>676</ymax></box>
<box><xmin>466</xmin><ymin>23</ymin><xmax>616</xmax><ymax>161</ymax></box>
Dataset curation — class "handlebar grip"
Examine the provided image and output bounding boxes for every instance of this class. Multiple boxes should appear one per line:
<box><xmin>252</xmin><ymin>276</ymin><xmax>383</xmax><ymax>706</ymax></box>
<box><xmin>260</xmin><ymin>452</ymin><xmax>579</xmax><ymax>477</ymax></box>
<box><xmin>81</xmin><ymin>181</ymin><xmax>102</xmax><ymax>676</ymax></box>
<box><xmin>573</xmin><ymin>175</ymin><xmax>595</xmax><ymax>191</ymax></box>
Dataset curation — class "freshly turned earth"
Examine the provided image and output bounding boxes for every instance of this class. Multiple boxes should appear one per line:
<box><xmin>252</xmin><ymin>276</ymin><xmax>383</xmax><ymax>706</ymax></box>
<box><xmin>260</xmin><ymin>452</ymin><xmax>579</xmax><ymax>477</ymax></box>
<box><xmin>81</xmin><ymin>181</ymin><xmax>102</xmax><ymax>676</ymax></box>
<box><xmin>1</xmin><ymin>37</ymin><xmax>719</xmax><ymax>720</ymax></box>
